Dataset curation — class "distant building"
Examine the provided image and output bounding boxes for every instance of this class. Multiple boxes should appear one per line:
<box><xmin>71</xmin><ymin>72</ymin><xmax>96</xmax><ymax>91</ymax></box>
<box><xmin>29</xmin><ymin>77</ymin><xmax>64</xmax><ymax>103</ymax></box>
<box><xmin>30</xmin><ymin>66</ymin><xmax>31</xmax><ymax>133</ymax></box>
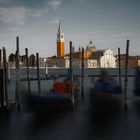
<box><xmin>86</xmin><ymin>40</ymin><xmax>96</xmax><ymax>58</ymax></box>
<box><xmin>39</xmin><ymin>57</ymin><xmax>46</xmax><ymax>67</ymax></box>
<box><xmin>72</xmin><ymin>58</ymin><xmax>97</xmax><ymax>68</ymax></box>
<box><xmin>90</xmin><ymin>48</ymin><xmax>116</xmax><ymax>68</ymax></box>
<box><xmin>8</xmin><ymin>52</ymin><xmax>46</xmax><ymax>68</ymax></box>
<box><xmin>116</xmin><ymin>54</ymin><xmax>140</xmax><ymax>68</ymax></box>
<box><xmin>46</xmin><ymin>20</ymin><xmax>116</xmax><ymax>68</ymax></box>
<box><xmin>8</xmin><ymin>53</ymin><xmax>16</xmax><ymax>68</ymax></box>
<box><xmin>29</xmin><ymin>54</ymin><xmax>36</xmax><ymax>67</ymax></box>
<box><xmin>21</xmin><ymin>55</ymin><xmax>26</xmax><ymax>67</ymax></box>
<box><xmin>8</xmin><ymin>53</ymin><xmax>16</xmax><ymax>62</ymax></box>
<box><xmin>47</xmin><ymin>56</ymin><xmax>69</xmax><ymax>68</ymax></box>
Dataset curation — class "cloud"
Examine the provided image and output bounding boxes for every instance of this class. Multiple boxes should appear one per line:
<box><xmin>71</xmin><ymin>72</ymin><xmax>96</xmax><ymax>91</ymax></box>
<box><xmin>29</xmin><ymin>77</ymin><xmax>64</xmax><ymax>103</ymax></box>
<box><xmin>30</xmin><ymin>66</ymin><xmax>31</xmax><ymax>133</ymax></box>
<box><xmin>0</xmin><ymin>0</ymin><xmax>21</xmax><ymax>7</ymax></box>
<box><xmin>0</xmin><ymin>6</ymin><xmax>27</xmax><ymax>25</ymax></box>
<box><xmin>8</xmin><ymin>27</ymin><xmax>19</xmax><ymax>32</ymax></box>
<box><xmin>0</xmin><ymin>5</ymin><xmax>48</xmax><ymax>25</ymax></box>
<box><xmin>8</xmin><ymin>27</ymin><xmax>21</xmax><ymax>36</ymax></box>
<box><xmin>48</xmin><ymin>19</ymin><xmax>59</xmax><ymax>24</ymax></box>
<box><xmin>31</xmin><ymin>9</ymin><xmax>48</xmax><ymax>17</ymax></box>
<box><xmin>48</xmin><ymin>0</ymin><xmax>61</xmax><ymax>10</ymax></box>
<box><xmin>32</xmin><ymin>11</ymin><xmax>43</xmax><ymax>17</ymax></box>
<box><xmin>0</xmin><ymin>0</ymin><xmax>12</xmax><ymax>4</ymax></box>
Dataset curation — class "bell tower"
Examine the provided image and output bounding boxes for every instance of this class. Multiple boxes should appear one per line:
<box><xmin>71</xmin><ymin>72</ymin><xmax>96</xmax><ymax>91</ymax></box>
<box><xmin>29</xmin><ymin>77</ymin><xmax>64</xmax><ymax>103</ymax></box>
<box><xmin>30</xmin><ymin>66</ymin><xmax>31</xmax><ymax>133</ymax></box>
<box><xmin>57</xmin><ymin>20</ymin><xmax>64</xmax><ymax>58</ymax></box>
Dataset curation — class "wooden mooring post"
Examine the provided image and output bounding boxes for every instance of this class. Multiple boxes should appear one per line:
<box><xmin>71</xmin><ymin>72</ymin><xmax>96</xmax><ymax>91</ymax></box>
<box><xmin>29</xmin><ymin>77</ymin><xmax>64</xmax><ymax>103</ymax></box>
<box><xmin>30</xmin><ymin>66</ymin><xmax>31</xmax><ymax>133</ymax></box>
<box><xmin>44</xmin><ymin>58</ymin><xmax>48</xmax><ymax>77</ymax></box>
<box><xmin>124</xmin><ymin>40</ymin><xmax>130</xmax><ymax>111</ymax></box>
<box><xmin>69</xmin><ymin>42</ymin><xmax>72</xmax><ymax>72</ymax></box>
<box><xmin>0</xmin><ymin>69</ymin><xmax>4</xmax><ymax>109</ymax></box>
<box><xmin>25</xmin><ymin>48</ymin><xmax>31</xmax><ymax>95</ymax></box>
<box><xmin>118</xmin><ymin>47</ymin><xmax>122</xmax><ymax>91</ymax></box>
<box><xmin>36</xmin><ymin>53</ymin><xmax>41</xmax><ymax>94</ymax></box>
<box><xmin>3</xmin><ymin>47</ymin><xmax>9</xmax><ymax>109</ymax></box>
<box><xmin>0</xmin><ymin>49</ymin><xmax>2</xmax><ymax>109</ymax></box>
<box><xmin>81</xmin><ymin>47</ymin><xmax>84</xmax><ymax>99</ymax></box>
<box><xmin>0</xmin><ymin>49</ymin><xmax>1</xmax><ymax>68</ymax></box>
<box><xmin>15</xmin><ymin>36</ymin><xmax>20</xmax><ymax>108</ymax></box>
<box><xmin>69</xmin><ymin>41</ymin><xmax>74</xmax><ymax>106</ymax></box>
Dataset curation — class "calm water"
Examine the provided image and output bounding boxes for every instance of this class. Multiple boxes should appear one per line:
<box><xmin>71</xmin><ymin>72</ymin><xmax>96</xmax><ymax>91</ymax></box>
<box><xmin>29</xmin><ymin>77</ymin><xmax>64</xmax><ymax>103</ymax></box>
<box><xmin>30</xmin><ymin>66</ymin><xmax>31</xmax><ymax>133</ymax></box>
<box><xmin>8</xmin><ymin>68</ymin><xmax>137</xmax><ymax>103</ymax></box>
<box><xmin>1</xmin><ymin>68</ymin><xmax>140</xmax><ymax>140</ymax></box>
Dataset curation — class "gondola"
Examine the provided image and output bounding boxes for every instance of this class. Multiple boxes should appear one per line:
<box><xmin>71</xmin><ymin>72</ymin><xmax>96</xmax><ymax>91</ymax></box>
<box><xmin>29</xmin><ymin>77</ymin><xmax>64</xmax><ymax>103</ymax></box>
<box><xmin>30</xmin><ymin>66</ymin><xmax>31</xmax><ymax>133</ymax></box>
<box><xmin>25</xmin><ymin>92</ymin><xmax>74</xmax><ymax>113</ymax></box>
<box><xmin>90</xmin><ymin>70</ymin><xmax>122</xmax><ymax>110</ymax></box>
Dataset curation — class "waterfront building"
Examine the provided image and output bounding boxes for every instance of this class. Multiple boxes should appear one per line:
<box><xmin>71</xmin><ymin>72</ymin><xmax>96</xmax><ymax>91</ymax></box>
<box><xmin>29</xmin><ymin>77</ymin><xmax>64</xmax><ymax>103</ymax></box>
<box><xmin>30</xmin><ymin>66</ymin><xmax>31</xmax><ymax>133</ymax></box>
<box><xmin>47</xmin><ymin>56</ymin><xmax>69</xmax><ymax>68</ymax></box>
<box><xmin>116</xmin><ymin>54</ymin><xmax>140</xmax><ymax>68</ymax></box>
<box><xmin>72</xmin><ymin>58</ymin><xmax>97</xmax><ymax>68</ymax></box>
<box><xmin>71</xmin><ymin>40</ymin><xmax>96</xmax><ymax>59</ymax></box>
<box><xmin>46</xmin><ymin>21</ymin><xmax>116</xmax><ymax>68</ymax></box>
<box><xmin>29</xmin><ymin>54</ymin><xmax>36</xmax><ymax>67</ymax></box>
<box><xmin>86</xmin><ymin>40</ymin><xmax>96</xmax><ymax>58</ymax></box>
<box><xmin>90</xmin><ymin>48</ymin><xmax>116</xmax><ymax>68</ymax></box>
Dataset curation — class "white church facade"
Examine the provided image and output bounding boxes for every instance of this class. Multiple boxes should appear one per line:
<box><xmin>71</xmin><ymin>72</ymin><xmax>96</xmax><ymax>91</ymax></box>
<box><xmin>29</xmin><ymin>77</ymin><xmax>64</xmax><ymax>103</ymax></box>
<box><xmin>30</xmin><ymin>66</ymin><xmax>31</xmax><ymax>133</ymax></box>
<box><xmin>99</xmin><ymin>48</ymin><xmax>116</xmax><ymax>68</ymax></box>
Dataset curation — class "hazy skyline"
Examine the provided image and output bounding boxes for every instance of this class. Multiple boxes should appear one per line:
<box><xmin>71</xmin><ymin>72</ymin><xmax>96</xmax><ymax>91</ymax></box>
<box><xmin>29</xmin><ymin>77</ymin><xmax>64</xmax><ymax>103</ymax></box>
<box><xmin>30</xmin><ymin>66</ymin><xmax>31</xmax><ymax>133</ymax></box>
<box><xmin>0</xmin><ymin>0</ymin><xmax>140</xmax><ymax>57</ymax></box>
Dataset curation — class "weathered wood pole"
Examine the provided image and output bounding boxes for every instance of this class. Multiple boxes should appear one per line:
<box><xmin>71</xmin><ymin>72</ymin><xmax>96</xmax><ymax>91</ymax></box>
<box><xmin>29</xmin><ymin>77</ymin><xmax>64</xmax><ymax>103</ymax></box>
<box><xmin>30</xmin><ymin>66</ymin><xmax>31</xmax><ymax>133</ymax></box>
<box><xmin>0</xmin><ymin>48</ymin><xmax>3</xmax><ymax>108</ymax></box>
<box><xmin>25</xmin><ymin>48</ymin><xmax>31</xmax><ymax>95</ymax></box>
<box><xmin>118</xmin><ymin>47</ymin><xmax>122</xmax><ymax>90</ymax></box>
<box><xmin>0</xmin><ymin>49</ymin><xmax>1</xmax><ymax>68</ymax></box>
<box><xmin>0</xmin><ymin>69</ymin><xmax>4</xmax><ymax>109</ymax></box>
<box><xmin>7</xmin><ymin>62</ymin><xmax>10</xmax><ymax>80</ymax></box>
<box><xmin>70</xmin><ymin>42</ymin><xmax>72</xmax><ymax>71</ymax></box>
<box><xmin>44</xmin><ymin>58</ymin><xmax>48</xmax><ymax>77</ymax></box>
<box><xmin>81</xmin><ymin>47</ymin><xmax>84</xmax><ymax>99</ymax></box>
<box><xmin>15</xmin><ymin>36</ymin><xmax>20</xmax><ymax>108</ymax></box>
<box><xmin>124</xmin><ymin>40</ymin><xmax>130</xmax><ymax>111</ymax></box>
<box><xmin>3</xmin><ymin>47</ymin><xmax>9</xmax><ymax>109</ymax></box>
<box><xmin>36</xmin><ymin>53</ymin><xmax>41</xmax><ymax>94</ymax></box>
<box><xmin>69</xmin><ymin>41</ymin><xmax>74</xmax><ymax>106</ymax></box>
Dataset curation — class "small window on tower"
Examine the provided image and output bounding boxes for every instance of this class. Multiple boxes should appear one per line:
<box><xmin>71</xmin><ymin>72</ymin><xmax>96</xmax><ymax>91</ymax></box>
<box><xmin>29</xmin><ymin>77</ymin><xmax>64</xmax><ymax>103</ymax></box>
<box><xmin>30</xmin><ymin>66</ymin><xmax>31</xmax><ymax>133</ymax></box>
<box><xmin>61</xmin><ymin>35</ymin><xmax>63</xmax><ymax>39</ymax></box>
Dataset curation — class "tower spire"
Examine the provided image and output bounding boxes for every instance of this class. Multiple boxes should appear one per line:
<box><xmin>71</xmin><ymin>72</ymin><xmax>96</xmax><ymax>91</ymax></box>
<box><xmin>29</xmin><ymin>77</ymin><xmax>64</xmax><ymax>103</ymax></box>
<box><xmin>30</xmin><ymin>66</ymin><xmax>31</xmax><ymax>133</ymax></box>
<box><xmin>58</xmin><ymin>19</ymin><xmax>62</xmax><ymax>33</ymax></box>
<box><xmin>57</xmin><ymin>19</ymin><xmax>64</xmax><ymax>58</ymax></box>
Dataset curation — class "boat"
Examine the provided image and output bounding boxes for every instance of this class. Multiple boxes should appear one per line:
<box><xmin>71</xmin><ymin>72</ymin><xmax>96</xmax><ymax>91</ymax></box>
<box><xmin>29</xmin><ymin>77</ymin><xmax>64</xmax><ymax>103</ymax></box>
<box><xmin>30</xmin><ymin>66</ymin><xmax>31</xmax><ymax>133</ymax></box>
<box><xmin>24</xmin><ymin>70</ymin><xmax>78</xmax><ymax>113</ymax></box>
<box><xmin>25</xmin><ymin>92</ymin><xmax>73</xmax><ymax>113</ymax></box>
<box><xmin>90</xmin><ymin>70</ymin><xmax>122</xmax><ymax>109</ymax></box>
<box><xmin>133</xmin><ymin>68</ymin><xmax>140</xmax><ymax>96</ymax></box>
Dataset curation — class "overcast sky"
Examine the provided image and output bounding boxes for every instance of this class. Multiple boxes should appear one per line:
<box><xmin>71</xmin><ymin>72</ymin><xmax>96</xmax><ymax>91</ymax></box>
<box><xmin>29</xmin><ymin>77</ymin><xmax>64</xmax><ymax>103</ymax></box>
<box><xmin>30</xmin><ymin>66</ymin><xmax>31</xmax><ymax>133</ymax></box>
<box><xmin>0</xmin><ymin>0</ymin><xmax>140</xmax><ymax>57</ymax></box>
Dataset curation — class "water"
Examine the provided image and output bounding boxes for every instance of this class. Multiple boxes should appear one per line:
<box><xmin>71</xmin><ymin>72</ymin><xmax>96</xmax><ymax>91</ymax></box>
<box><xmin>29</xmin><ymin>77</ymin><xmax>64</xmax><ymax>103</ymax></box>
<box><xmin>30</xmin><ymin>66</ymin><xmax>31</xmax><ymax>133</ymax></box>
<box><xmin>7</xmin><ymin>68</ymin><xmax>137</xmax><ymax>103</ymax></box>
<box><xmin>1</xmin><ymin>68</ymin><xmax>140</xmax><ymax>140</ymax></box>
<box><xmin>8</xmin><ymin>68</ymin><xmax>54</xmax><ymax>102</ymax></box>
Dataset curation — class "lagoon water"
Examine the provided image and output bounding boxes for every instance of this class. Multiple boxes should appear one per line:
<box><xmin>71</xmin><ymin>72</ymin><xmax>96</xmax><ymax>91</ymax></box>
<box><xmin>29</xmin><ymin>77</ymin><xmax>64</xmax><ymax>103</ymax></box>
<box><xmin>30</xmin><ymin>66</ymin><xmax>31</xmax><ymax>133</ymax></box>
<box><xmin>2</xmin><ymin>68</ymin><xmax>140</xmax><ymax>140</ymax></box>
<box><xmin>8</xmin><ymin>68</ymin><xmax>137</xmax><ymax>103</ymax></box>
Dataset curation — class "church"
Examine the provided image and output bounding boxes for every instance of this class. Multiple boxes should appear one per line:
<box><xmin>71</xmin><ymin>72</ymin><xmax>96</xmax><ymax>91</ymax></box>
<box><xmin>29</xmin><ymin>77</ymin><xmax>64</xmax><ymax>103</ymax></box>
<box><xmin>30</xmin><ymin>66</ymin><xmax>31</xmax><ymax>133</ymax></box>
<box><xmin>46</xmin><ymin>20</ymin><xmax>116</xmax><ymax>68</ymax></box>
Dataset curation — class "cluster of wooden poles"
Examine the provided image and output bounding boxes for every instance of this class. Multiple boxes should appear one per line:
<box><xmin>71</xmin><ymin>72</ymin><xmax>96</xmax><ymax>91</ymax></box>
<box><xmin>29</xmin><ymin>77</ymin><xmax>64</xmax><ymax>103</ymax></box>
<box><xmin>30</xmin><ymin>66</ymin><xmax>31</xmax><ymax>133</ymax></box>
<box><xmin>0</xmin><ymin>37</ymin><xmax>85</xmax><ymax>110</ymax></box>
<box><xmin>17</xmin><ymin>37</ymin><xmax>46</xmax><ymax>108</ymax></box>
<box><xmin>0</xmin><ymin>37</ymin><xmax>43</xmax><ymax>110</ymax></box>
<box><xmin>0</xmin><ymin>37</ymin><xmax>130</xmax><ymax>111</ymax></box>
<box><xmin>118</xmin><ymin>40</ymin><xmax>130</xmax><ymax>111</ymax></box>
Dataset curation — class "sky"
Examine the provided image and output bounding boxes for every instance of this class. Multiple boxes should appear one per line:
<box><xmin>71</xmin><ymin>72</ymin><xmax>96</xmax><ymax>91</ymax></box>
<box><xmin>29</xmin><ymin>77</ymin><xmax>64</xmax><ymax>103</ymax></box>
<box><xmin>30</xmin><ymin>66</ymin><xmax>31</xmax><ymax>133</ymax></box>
<box><xmin>0</xmin><ymin>0</ymin><xmax>140</xmax><ymax>57</ymax></box>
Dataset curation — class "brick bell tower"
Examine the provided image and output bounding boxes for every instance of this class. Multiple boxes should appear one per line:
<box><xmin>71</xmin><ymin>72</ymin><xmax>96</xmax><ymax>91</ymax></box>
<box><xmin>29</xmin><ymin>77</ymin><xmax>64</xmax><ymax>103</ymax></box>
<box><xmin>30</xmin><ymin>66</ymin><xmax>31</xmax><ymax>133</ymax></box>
<box><xmin>57</xmin><ymin>20</ymin><xmax>64</xmax><ymax>58</ymax></box>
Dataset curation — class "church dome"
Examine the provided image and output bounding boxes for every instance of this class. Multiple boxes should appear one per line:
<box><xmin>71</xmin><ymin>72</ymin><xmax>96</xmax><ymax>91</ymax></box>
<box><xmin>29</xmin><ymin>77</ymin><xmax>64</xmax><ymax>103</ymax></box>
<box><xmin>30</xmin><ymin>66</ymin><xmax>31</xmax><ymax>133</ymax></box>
<box><xmin>86</xmin><ymin>40</ymin><xmax>96</xmax><ymax>51</ymax></box>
